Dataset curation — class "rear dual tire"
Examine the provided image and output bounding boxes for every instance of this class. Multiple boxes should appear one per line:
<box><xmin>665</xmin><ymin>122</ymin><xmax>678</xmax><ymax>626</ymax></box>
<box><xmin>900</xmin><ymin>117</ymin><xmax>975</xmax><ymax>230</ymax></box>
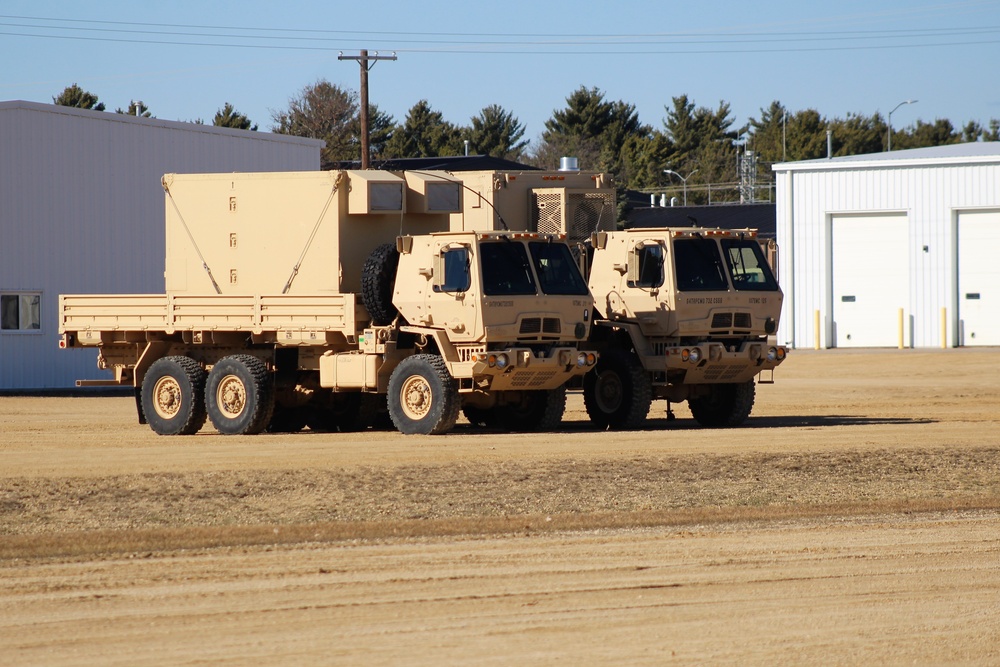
<box><xmin>205</xmin><ymin>355</ymin><xmax>275</xmax><ymax>435</ymax></box>
<box><xmin>141</xmin><ymin>356</ymin><xmax>208</xmax><ymax>436</ymax></box>
<box><xmin>688</xmin><ymin>380</ymin><xmax>755</xmax><ymax>428</ymax></box>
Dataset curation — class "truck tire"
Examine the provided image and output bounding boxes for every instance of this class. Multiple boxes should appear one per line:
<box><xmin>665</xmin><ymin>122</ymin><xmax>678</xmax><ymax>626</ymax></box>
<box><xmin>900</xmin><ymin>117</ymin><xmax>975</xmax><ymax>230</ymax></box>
<box><xmin>205</xmin><ymin>355</ymin><xmax>275</xmax><ymax>435</ymax></box>
<box><xmin>306</xmin><ymin>393</ymin><xmax>377</xmax><ymax>433</ymax></box>
<box><xmin>462</xmin><ymin>404</ymin><xmax>498</xmax><ymax>428</ymax></box>
<box><xmin>583</xmin><ymin>347</ymin><xmax>652</xmax><ymax>430</ymax></box>
<box><xmin>505</xmin><ymin>387</ymin><xmax>567</xmax><ymax>432</ymax></box>
<box><xmin>266</xmin><ymin>406</ymin><xmax>308</xmax><ymax>433</ymax></box>
<box><xmin>388</xmin><ymin>354</ymin><xmax>460</xmax><ymax>435</ymax></box>
<box><xmin>361</xmin><ymin>243</ymin><xmax>400</xmax><ymax>326</ymax></box>
<box><xmin>688</xmin><ymin>380</ymin><xmax>756</xmax><ymax>428</ymax></box>
<box><xmin>141</xmin><ymin>356</ymin><xmax>208</xmax><ymax>436</ymax></box>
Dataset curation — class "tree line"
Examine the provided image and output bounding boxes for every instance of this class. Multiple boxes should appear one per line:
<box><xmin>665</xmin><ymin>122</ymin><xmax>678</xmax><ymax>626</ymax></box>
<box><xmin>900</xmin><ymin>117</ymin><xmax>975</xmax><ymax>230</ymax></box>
<box><xmin>54</xmin><ymin>82</ymin><xmax>1000</xmax><ymax>205</ymax></box>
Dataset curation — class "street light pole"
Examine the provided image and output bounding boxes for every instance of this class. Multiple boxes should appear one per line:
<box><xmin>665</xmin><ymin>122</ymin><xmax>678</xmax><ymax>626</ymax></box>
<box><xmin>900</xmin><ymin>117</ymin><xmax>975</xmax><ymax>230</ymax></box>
<box><xmin>663</xmin><ymin>169</ymin><xmax>699</xmax><ymax>206</ymax></box>
<box><xmin>887</xmin><ymin>99</ymin><xmax>917</xmax><ymax>152</ymax></box>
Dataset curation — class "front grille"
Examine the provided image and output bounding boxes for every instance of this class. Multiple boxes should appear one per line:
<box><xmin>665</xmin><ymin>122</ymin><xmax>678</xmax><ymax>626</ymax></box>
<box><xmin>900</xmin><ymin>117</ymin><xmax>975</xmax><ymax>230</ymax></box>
<box><xmin>510</xmin><ymin>370</ymin><xmax>559</xmax><ymax>388</ymax></box>
<box><xmin>519</xmin><ymin>316</ymin><xmax>562</xmax><ymax>339</ymax></box>
<box><xmin>457</xmin><ymin>346</ymin><xmax>486</xmax><ymax>362</ymax></box>
<box><xmin>711</xmin><ymin>313</ymin><xmax>733</xmax><ymax>328</ymax></box>
<box><xmin>711</xmin><ymin>312</ymin><xmax>752</xmax><ymax>333</ymax></box>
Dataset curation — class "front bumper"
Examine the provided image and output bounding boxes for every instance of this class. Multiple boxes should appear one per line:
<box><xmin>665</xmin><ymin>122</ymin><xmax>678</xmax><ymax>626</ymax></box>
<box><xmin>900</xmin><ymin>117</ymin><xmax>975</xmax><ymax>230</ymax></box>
<box><xmin>655</xmin><ymin>341</ymin><xmax>788</xmax><ymax>384</ymax></box>
<box><xmin>455</xmin><ymin>346</ymin><xmax>598</xmax><ymax>391</ymax></box>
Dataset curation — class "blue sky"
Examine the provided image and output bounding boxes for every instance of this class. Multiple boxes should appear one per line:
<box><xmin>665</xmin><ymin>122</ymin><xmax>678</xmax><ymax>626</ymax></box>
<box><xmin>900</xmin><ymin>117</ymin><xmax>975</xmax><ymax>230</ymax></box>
<box><xmin>2</xmin><ymin>1</ymin><xmax>999</xmax><ymax>149</ymax></box>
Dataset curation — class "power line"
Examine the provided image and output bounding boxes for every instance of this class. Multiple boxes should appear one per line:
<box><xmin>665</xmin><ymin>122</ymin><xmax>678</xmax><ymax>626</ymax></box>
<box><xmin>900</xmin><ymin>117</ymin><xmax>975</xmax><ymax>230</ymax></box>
<box><xmin>1</xmin><ymin>15</ymin><xmax>1000</xmax><ymax>54</ymax></box>
<box><xmin>2</xmin><ymin>28</ymin><xmax>999</xmax><ymax>55</ymax></box>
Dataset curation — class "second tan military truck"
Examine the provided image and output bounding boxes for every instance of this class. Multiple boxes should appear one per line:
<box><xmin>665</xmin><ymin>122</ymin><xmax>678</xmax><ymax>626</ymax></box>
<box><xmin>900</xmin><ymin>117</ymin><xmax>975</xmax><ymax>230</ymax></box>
<box><xmin>419</xmin><ymin>167</ymin><xmax>788</xmax><ymax>429</ymax></box>
<box><xmin>59</xmin><ymin>170</ymin><xmax>597</xmax><ymax>436</ymax></box>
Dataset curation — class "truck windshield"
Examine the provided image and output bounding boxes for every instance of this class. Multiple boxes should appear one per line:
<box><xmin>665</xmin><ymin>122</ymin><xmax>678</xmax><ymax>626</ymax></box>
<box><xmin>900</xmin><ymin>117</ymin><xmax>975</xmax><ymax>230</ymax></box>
<box><xmin>528</xmin><ymin>241</ymin><xmax>590</xmax><ymax>295</ymax></box>
<box><xmin>673</xmin><ymin>238</ymin><xmax>729</xmax><ymax>291</ymax></box>
<box><xmin>480</xmin><ymin>241</ymin><xmax>538</xmax><ymax>295</ymax></box>
<box><xmin>721</xmin><ymin>239</ymin><xmax>779</xmax><ymax>291</ymax></box>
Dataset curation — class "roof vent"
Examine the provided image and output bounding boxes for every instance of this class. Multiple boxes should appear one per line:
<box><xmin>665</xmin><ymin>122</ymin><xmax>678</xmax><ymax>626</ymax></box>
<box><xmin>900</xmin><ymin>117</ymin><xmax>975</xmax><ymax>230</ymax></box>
<box><xmin>559</xmin><ymin>157</ymin><xmax>579</xmax><ymax>171</ymax></box>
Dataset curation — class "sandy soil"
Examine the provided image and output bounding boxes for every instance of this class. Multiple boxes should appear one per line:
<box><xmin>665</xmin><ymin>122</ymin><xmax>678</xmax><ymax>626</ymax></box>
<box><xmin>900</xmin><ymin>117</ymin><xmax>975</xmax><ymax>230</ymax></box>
<box><xmin>1</xmin><ymin>348</ymin><xmax>999</xmax><ymax>665</ymax></box>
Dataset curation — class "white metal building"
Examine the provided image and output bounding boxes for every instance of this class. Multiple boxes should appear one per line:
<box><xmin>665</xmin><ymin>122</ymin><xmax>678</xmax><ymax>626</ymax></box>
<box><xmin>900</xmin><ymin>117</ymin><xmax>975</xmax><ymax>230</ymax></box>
<box><xmin>0</xmin><ymin>101</ymin><xmax>323</xmax><ymax>390</ymax></box>
<box><xmin>773</xmin><ymin>142</ymin><xmax>1000</xmax><ymax>349</ymax></box>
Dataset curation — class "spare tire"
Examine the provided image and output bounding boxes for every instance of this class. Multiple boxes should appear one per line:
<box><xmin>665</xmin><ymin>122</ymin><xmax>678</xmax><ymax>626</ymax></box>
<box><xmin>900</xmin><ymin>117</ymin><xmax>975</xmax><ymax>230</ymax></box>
<box><xmin>361</xmin><ymin>243</ymin><xmax>400</xmax><ymax>326</ymax></box>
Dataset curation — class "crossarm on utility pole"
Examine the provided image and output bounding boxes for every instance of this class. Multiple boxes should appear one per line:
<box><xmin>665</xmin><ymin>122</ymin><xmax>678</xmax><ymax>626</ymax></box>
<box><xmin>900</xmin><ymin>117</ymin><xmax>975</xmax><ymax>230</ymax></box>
<box><xmin>338</xmin><ymin>50</ymin><xmax>397</xmax><ymax>169</ymax></box>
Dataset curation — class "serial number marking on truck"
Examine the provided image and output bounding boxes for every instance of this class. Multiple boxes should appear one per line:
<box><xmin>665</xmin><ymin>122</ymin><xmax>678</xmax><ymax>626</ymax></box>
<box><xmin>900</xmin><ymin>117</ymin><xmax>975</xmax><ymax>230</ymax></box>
<box><xmin>748</xmin><ymin>297</ymin><xmax>768</xmax><ymax>304</ymax></box>
<box><xmin>685</xmin><ymin>297</ymin><xmax>724</xmax><ymax>305</ymax></box>
<box><xmin>486</xmin><ymin>301</ymin><xmax>515</xmax><ymax>308</ymax></box>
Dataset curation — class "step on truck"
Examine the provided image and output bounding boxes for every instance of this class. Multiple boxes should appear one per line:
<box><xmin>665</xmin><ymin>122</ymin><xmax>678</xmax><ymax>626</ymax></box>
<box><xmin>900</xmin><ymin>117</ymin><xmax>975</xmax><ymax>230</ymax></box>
<box><xmin>424</xmin><ymin>167</ymin><xmax>788</xmax><ymax>429</ymax></box>
<box><xmin>59</xmin><ymin>170</ymin><xmax>597</xmax><ymax>436</ymax></box>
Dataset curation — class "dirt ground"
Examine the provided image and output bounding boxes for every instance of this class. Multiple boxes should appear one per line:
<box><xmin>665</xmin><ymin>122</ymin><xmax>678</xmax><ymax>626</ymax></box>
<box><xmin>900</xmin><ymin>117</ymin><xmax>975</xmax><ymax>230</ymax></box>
<box><xmin>1</xmin><ymin>348</ymin><xmax>999</xmax><ymax>665</ymax></box>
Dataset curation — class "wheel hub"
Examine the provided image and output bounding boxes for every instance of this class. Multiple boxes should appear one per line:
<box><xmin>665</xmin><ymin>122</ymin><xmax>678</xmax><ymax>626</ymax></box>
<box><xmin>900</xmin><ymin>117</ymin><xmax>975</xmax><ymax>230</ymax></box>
<box><xmin>595</xmin><ymin>371</ymin><xmax>623</xmax><ymax>413</ymax></box>
<box><xmin>400</xmin><ymin>375</ymin><xmax>432</xmax><ymax>421</ymax></box>
<box><xmin>217</xmin><ymin>374</ymin><xmax>247</xmax><ymax>419</ymax></box>
<box><xmin>152</xmin><ymin>376</ymin><xmax>182</xmax><ymax>420</ymax></box>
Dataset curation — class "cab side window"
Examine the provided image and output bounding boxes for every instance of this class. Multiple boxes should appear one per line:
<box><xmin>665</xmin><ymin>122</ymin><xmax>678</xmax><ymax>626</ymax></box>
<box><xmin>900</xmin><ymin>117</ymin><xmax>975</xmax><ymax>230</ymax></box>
<box><xmin>628</xmin><ymin>244</ymin><xmax>664</xmax><ymax>288</ymax></box>
<box><xmin>436</xmin><ymin>247</ymin><xmax>471</xmax><ymax>292</ymax></box>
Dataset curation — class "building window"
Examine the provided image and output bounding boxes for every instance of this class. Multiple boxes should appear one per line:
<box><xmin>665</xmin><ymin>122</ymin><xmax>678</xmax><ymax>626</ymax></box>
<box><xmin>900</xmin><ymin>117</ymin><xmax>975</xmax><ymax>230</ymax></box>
<box><xmin>1</xmin><ymin>292</ymin><xmax>41</xmax><ymax>331</ymax></box>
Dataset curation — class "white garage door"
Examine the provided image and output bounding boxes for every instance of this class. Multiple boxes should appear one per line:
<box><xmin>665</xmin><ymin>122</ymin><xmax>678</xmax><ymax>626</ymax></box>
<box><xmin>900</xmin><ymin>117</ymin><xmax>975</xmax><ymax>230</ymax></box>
<box><xmin>957</xmin><ymin>210</ymin><xmax>1000</xmax><ymax>346</ymax></box>
<box><xmin>831</xmin><ymin>214</ymin><xmax>909</xmax><ymax>348</ymax></box>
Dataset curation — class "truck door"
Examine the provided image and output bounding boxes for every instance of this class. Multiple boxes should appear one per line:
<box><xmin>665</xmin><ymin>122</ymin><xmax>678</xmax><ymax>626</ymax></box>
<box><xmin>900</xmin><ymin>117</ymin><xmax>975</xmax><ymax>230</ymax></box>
<box><xmin>430</xmin><ymin>241</ymin><xmax>481</xmax><ymax>341</ymax></box>
<box><xmin>625</xmin><ymin>239</ymin><xmax>667</xmax><ymax>331</ymax></box>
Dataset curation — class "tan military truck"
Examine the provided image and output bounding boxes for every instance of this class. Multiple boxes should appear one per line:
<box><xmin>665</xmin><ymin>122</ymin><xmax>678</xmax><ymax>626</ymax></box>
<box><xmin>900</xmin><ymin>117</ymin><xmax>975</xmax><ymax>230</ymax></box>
<box><xmin>583</xmin><ymin>227</ymin><xmax>786</xmax><ymax>429</ymax></box>
<box><xmin>59</xmin><ymin>170</ymin><xmax>597</xmax><ymax>436</ymax></box>
<box><xmin>421</xmin><ymin>167</ymin><xmax>787</xmax><ymax>429</ymax></box>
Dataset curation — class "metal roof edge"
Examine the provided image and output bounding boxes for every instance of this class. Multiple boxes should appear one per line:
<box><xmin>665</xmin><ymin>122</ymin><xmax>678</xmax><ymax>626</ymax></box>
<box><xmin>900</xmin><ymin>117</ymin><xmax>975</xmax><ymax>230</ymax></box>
<box><xmin>773</xmin><ymin>143</ymin><xmax>1000</xmax><ymax>173</ymax></box>
<box><xmin>773</xmin><ymin>154</ymin><xmax>1000</xmax><ymax>173</ymax></box>
<box><xmin>0</xmin><ymin>99</ymin><xmax>324</xmax><ymax>148</ymax></box>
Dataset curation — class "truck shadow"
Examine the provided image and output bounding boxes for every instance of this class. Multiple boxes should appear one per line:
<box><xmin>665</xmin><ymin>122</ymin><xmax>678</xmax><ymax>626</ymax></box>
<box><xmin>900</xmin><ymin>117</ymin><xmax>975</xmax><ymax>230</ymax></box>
<box><xmin>452</xmin><ymin>415</ymin><xmax>934</xmax><ymax>435</ymax></box>
<box><xmin>637</xmin><ymin>414</ymin><xmax>934</xmax><ymax>431</ymax></box>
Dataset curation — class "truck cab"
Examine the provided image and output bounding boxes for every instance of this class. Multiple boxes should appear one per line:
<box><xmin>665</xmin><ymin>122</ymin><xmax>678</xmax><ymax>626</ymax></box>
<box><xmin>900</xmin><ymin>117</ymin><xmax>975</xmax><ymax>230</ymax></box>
<box><xmin>585</xmin><ymin>228</ymin><xmax>788</xmax><ymax>429</ymax></box>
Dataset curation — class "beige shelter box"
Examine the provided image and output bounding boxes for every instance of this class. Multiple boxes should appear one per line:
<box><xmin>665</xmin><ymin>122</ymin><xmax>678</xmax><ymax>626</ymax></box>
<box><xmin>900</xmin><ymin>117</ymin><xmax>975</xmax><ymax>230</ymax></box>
<box><xmin>444</xmin><ymin>170</ymin><xmax>616</xmax><ymax>239</ymax></box>
<box><xmin>162</xmin><ymin>171</ymin><xmax>462</xmax><ymax>297</ymax></box>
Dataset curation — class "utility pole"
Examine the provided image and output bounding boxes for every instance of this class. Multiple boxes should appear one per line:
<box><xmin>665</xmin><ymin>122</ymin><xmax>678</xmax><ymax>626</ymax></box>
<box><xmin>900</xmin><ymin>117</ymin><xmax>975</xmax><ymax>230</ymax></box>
<box><xmin>338</xmin><ymin>50</ymin><xmax>397</xmax><ymax>169</ymax></box>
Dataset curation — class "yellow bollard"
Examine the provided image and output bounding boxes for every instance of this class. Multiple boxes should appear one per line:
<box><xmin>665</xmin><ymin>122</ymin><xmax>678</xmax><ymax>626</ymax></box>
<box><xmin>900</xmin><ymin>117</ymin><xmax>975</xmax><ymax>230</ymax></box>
<box><xmin>898</xmin><ymin>308</ymin><xmax>905</xmax><ymax>349</ymax></box>
<box><xmin>814</xmin><ymin>310</ymin><xmax>821</xmax><ymax>349</ymax></box>
<box><xmin>941</xmin><ymin>307</ymin><xmax>947</xmax><ymax>348</ymax></box>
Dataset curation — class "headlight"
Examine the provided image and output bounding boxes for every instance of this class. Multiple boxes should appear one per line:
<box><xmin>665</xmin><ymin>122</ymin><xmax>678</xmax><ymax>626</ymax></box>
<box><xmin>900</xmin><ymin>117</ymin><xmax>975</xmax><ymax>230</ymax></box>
<box><xmin>494</xmin><ymin>353</ymin><xmax>509</xmax><ymax>369</ymax></box>
<box><xmin>577</xmin><ymin>352</ymin><xmax>588</xmax><ymax>367</ymax></box>
<box><xmin>688</xmin><ymin>347</ymin><xmax>701</xmax><ymax>363</ymax></box>
<box><xmin>767</xmin><ymin>347</ymin><xmax>778</xmax><ymax>362</ymax></box>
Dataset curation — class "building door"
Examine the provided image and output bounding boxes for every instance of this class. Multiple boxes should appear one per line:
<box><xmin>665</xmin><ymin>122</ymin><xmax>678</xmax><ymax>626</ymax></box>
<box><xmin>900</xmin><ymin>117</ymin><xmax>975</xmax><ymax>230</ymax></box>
<box><xmin>957</xmin><ymin>210</ymin><xmax>1000</xmax><ymax>346</ymax></box>
<box><xmin>831</xmin><ymin>214</ymin><xmax>909</xmax><ymax>348</ymax></box>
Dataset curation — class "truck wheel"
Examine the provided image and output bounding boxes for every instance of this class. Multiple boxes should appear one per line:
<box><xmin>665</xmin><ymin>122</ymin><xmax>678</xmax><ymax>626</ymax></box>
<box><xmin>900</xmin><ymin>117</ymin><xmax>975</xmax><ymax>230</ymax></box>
<box><xmin>306</xmin><ymin>393</ymin><xmax>377</xmax><ymax>433</ymax></box>
<box><xmin>688</xmin><ymin>380</ymin><xmax>756</xmax><ymax>428</ymax></box>
<box><xmin>505</xmin><ymin>387</ymin><xmax>567</xmax><ymax>432</ymax></box>
<box><xmin>462</xmin><ymin>404</ymin><xmax>498</xmax><ymax>428</ymax></box>
<box><xmin>141</xmin><ymin>356</ymin><xmax>208</xmax><ymax>436</ymax></box>
<box><xmin>361</xmin><ymin>243</ymin><xmax>400</xmax><ymax>326</ymax></box>
<box><xmin>583</xmin><ymin>348</ymin><xmax>652</xmax><ymax>430</ymax></box>
<box><xmin>388</xmin><ymin>354</ymin><xmax>460</xmax><ymax>435</ymax></box>
<box><xmin>205</xmin><ymin>355</ymin><xmax>275</xmax><ymax>435</ymax></box>
<box><xmin>266</xmin><ymin>406</ymin><xmax>308</xmax><ymax>433</ymax></box>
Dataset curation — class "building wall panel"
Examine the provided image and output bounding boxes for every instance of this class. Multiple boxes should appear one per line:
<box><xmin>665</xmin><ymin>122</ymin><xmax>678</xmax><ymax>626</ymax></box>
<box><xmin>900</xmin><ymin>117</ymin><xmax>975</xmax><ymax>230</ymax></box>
<box><xmin>775</xmin><ymin>147</ymin><xmax>1000</xmax><ymax>349</ymax></box>
<box><xmin>0</xmin><ymin>102</ymin><xmax>322</xmax><ymax>389</ymax></box>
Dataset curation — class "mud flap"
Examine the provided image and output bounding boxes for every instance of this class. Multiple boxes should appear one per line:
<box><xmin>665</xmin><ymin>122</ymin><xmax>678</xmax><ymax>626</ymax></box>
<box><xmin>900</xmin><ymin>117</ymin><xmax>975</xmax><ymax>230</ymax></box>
<box><xmin>135</xmin><ymin>386</ymin><xmax>147</xmax><ymax>424</ymax></box>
